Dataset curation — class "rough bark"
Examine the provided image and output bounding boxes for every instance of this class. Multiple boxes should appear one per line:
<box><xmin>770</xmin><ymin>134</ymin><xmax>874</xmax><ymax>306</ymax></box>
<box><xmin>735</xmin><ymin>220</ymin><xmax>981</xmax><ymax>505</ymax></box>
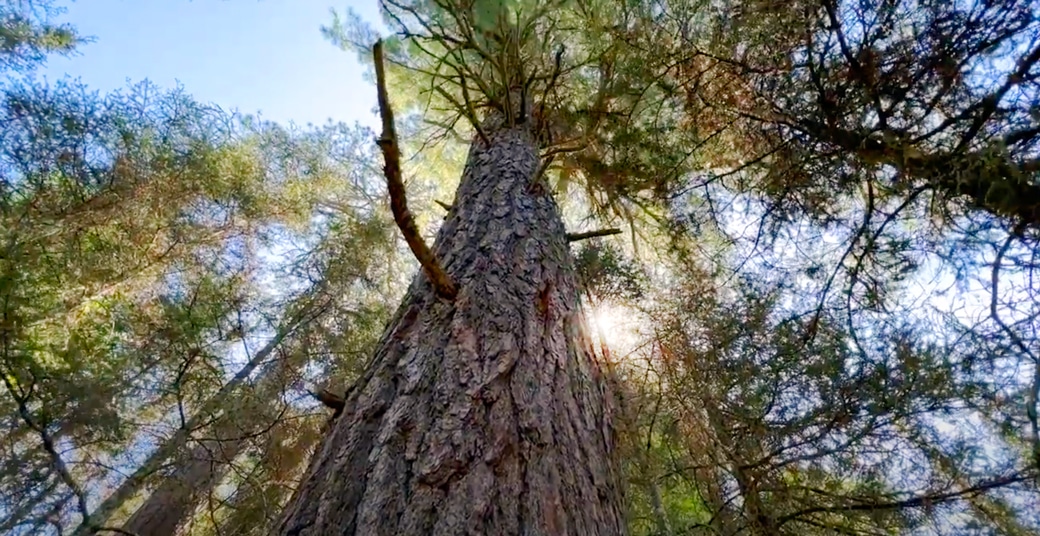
<box><xmin>277</xmin><ymin>118</ymin><xmax>626</xmax><ymax>535</ymax></box>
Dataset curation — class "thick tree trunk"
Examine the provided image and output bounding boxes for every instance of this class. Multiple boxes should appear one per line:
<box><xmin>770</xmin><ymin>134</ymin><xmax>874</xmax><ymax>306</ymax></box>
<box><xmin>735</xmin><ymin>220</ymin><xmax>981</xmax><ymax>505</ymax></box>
<box><xmin>278</xmin><ymin>120</ymin><xmax>626</xmax><ymax>535</ymax></box>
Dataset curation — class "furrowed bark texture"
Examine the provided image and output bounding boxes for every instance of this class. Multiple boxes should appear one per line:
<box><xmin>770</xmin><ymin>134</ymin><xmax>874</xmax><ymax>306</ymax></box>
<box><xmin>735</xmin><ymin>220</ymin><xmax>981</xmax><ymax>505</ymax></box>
<box><xmin>278</xmin><ymin>120</ymin><xmax>625</xmax><ymax>535</ymax></box>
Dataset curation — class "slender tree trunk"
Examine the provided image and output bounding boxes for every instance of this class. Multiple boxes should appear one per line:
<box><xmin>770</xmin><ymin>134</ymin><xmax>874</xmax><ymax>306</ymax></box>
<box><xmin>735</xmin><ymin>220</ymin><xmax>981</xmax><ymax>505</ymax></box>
<box><xmin>278</xmin><ymin>120</ymin><xmax>626</xmax><ymax>535</ymax></box>
<box><xmin>114</xmin><ymin>324</ymin><xmax>315</xmax><ymax>536</ymax></box>
<box><xmin>121</xmin><ymin>431</ymin><xmax>247</xmax><ymax>536</ymax></box>
<box><xmin>648</xmin><ymin>478</ymin><xmax>672</xmax><ymax>536</ymax></box>
<box><xmin>73</xmin><ymin>321</ymin><xmax>302</xmax><ymax>535</ymax></box>
<box><xmin>118</xmin><ymin>350</ymin><xmax>304</xmax><ymax>536</ymax></box>
<box><xmin>208</xmin><ymin>418</ymin><xmax>324</xmax><ymax>536</ymax></box>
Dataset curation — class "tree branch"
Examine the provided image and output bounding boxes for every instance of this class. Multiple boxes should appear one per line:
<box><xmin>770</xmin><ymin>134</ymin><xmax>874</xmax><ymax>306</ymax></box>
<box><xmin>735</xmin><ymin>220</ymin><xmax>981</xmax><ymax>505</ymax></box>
<box><xmin>778</xmin><ymin>472</ymin><xmax>1036</xmax><ymax>526</ymax></box>
<box><xmin>0</xmin><ymin>371</ymin><xmax>92</xmax><ymax>530</ymax></box>
<box><xmin>787</xmin><ymin>118</ymin><xmax>1040</xmax><ymax>228</ymax></box>
<box><xmin>373</xmin><ymin>39</ymin><xmax>457</xmax><ymax>300</ymax></box>
<box><xmin>309</xmin><ymin>389</ymin><xmax>345</xmax><ymax>414</ymax></box>
<box><xmin>990</xmin><ymin>226</ymin><xmax>1040</xmax><ymax>472</ymax></box>
<box><xmin>566</xmin><ymin>228</ymin><xmax>622</xmax><ymax>242</ymax></box>
<box><xmin>94</xmin><ymin>528</ymin><xmax>140</xmax><ymax>536</ymax></box>
<box><xmin>434</xmin><ymin>199</ymin><xmax>453</xmax><ymax>212</ymax></box>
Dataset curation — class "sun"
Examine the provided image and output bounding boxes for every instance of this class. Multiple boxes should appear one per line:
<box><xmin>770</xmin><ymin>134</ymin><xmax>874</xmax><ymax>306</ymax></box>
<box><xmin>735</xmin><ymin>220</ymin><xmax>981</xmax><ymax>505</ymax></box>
<box><xmin>587</xmin><ymin>301</ymin><xmax>643</xmax><ymax>360</ymax></box>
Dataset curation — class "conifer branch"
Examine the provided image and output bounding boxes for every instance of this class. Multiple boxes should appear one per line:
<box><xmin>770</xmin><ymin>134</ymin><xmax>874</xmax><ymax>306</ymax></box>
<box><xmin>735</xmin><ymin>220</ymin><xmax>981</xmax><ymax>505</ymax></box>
<box><xmin>777</xmin><ymin>472</ymin><xmax>1036</xmax><ymax>524</ymax></box>
<box><xmin>566</xmin><ymin>228</ymin><xmax>622</xmax><ymax>242</ymax></box>
<box><xmin>373</xmin><ymin>40</ymin><xmax>457</xmax><ymax>300</ymax></box>
<box><xmin>1</xmin><ymin>371</ymin><xmax>92</xmax><ymax>531</ymax></box>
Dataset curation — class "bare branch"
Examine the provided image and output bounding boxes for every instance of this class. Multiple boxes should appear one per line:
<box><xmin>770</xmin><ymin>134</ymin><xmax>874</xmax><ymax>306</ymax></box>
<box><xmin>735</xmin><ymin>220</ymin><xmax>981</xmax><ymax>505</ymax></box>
<box><xmin>374</xmin><ymin>40</ymin><xmax>457</xmax><ymax>300</ymax></box>
<box><xmin>778</xmin><ymin>473</ymin><xmax>1036</xmax><ymax>525</ymax></box>
<box><xmin>566</xmin><ymin>228</ymin><xmax>622</xmax><ymax>242</ymax></box>
<box><xmin>990</xmin><ymin>227</ymin><xmax>1040</xmax><ymax>472</ymax></box>
<box><xmin>434</xmin><ymin>199</ymin><xmax>453</xmax><ymax>212</ymax></box>
<box><xmin>0</xmin><ymin>371</ymin><xmax>92</xmax><ymax>530</ymax></box>
<box><xmin>956</xmin><ymin>42</ymin><xmax>1040</xmax><ymax>152</ymax></box>
<box><xmin>94</xmin><ymin>528</ymin><xmax>140</xmax><ymax>536</ymax></box>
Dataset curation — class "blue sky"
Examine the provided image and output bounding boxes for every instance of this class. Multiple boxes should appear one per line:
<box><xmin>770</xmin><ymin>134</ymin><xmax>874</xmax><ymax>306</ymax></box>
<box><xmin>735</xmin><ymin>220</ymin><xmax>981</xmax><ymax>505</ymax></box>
<box><xmin>40</xmin><ymin>0</ymin><xmax>384</xmax><ymax>128</ymax></box>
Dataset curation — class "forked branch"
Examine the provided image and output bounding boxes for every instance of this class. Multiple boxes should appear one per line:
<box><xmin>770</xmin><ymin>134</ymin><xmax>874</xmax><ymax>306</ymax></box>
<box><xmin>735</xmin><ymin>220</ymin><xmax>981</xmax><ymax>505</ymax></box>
<box><xmin>373</xmin><ymin>40</ymin><xmax>457</xmax><ymax>300</ymax></box>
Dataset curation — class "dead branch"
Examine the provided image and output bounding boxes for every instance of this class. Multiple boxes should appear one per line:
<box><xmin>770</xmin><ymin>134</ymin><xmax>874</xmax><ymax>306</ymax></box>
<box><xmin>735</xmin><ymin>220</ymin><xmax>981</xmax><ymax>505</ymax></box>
<box><xmin>373</xmin><ymin>40</ymin><xmax>457</xmax><ymax>300</ymax></box>
<box><xmin>94</xmin><ymin>528</ymin><xmax>140</xmax><ymax>536</ymax></box>
<box><xmin>566</xmin><ymin>228</ymin><xmax>622</xmax><ymax>242</ymax></box>
<box><xmin>434</xmin><ymin>200</ymin><xmax>453</xmax><ymax>212</ymax></box>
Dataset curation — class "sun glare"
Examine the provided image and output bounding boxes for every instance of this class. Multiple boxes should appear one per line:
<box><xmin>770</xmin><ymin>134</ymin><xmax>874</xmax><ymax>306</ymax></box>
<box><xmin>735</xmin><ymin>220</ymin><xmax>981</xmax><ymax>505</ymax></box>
<box><xmin>588</xmin><ymin>301</ymin><xmax>643</xmax><ymax>360</ymax></box>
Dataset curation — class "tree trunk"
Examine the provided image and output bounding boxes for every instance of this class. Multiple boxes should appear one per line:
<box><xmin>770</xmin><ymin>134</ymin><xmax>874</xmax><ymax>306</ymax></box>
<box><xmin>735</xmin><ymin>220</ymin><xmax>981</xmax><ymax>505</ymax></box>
<box><xmin>115</xmin><ymin>323</ymin><xmax>314</xmax><ymax>536</ymax></box>
<box><xmin>118</xmin><ymin>352</ymin><xmax>308</xmax><ymax>536</ymax></box>
<box><xmin>121</xmin><ymin>431</ymin><xmax>247</xmax><ymax>536</ymax></box>
<box><xmin>277</xmin><ymin>120</ymin><xmax>626</xmax><ymax>535</ymax></box>
<box><xmin>648</xmin><ymin>479</ymin><xmax>672</xmax><ymax>536</ymax></box>
<box><xmin>73</xmin><ymin>321</ymin><xmax>302</xmax><ymax>536</ymax></box>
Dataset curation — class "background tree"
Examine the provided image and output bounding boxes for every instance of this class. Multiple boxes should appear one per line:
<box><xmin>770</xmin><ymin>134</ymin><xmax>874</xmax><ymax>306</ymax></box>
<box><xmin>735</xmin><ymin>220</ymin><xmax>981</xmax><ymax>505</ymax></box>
<box><xmin>632</xmin><ymin>240</ymin><xmax>1040</xmax><ymax>534</ymax></box>
<box><xmin>592</xmin><ymin>0</ymin><xmax>1040</xmax><ymax>533</ymax></box>
<box><xmin>0</xmin><ymin>0</ymin><xmax>80</xmax><ymax>74</ymax></box>
<box><xmin>0</xmin><ymin>9</ymin><xmax>401</xmax><ymax>531</ymax></box>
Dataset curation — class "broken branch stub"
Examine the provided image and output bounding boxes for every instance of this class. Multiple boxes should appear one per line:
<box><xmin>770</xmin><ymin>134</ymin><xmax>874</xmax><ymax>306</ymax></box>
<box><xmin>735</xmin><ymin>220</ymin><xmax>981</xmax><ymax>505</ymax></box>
<box><xmin>566</xmin><ymin>228</ymin><xmax>622</xmax><ymax>242</ymax></box>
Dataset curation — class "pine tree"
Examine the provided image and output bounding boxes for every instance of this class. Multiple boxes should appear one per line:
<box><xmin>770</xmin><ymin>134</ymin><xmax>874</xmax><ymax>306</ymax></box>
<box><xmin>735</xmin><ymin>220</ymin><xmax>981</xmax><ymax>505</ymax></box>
<box><xmin>277</xmin><ymin>50</ymin><xmax>627</xmax><ymax>536</ymax></box>
<box><xmin>271</xmin><ymin>0</ymin><xmax>705</xmax><ymax>529</ymax></box>
<box><xmin>7</xmin><ymin>1</ymin><xmax>1040</xmax><ymax>534</ymax></box>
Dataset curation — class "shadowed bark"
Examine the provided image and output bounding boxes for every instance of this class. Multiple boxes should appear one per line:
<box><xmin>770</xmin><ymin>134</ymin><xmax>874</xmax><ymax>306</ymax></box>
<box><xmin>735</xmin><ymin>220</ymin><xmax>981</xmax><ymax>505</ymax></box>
<box><xmin>277</xmin><ymin>116</ymin><xmax>626</xmax><ymax>535</ymax></box>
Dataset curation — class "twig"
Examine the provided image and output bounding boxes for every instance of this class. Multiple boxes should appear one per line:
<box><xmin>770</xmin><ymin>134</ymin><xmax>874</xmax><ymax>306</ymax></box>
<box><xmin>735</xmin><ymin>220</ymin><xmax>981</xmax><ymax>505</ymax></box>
<box><xmin>990</xmin><ymin>224</ymin><xmax>1039</xmax><ymax>472</ymax></box>
<box><xmin>456</xmin><ymin>71</ymin><xmax>491</xmax><ymax>146</ymax></box>
<box><xmin>373</xmin><ymin>40</ymin><xmax>457</xmax><ymax>300</ymax></box>
<box><xmin>566</xmin><ymin>228</ymin><xmax>622</xmax><ymax>242</ymax></box>
<box><xmin>538</xmin><ymin>45</ymin><xmax>565</xmax><ymax>138</ymax></box>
